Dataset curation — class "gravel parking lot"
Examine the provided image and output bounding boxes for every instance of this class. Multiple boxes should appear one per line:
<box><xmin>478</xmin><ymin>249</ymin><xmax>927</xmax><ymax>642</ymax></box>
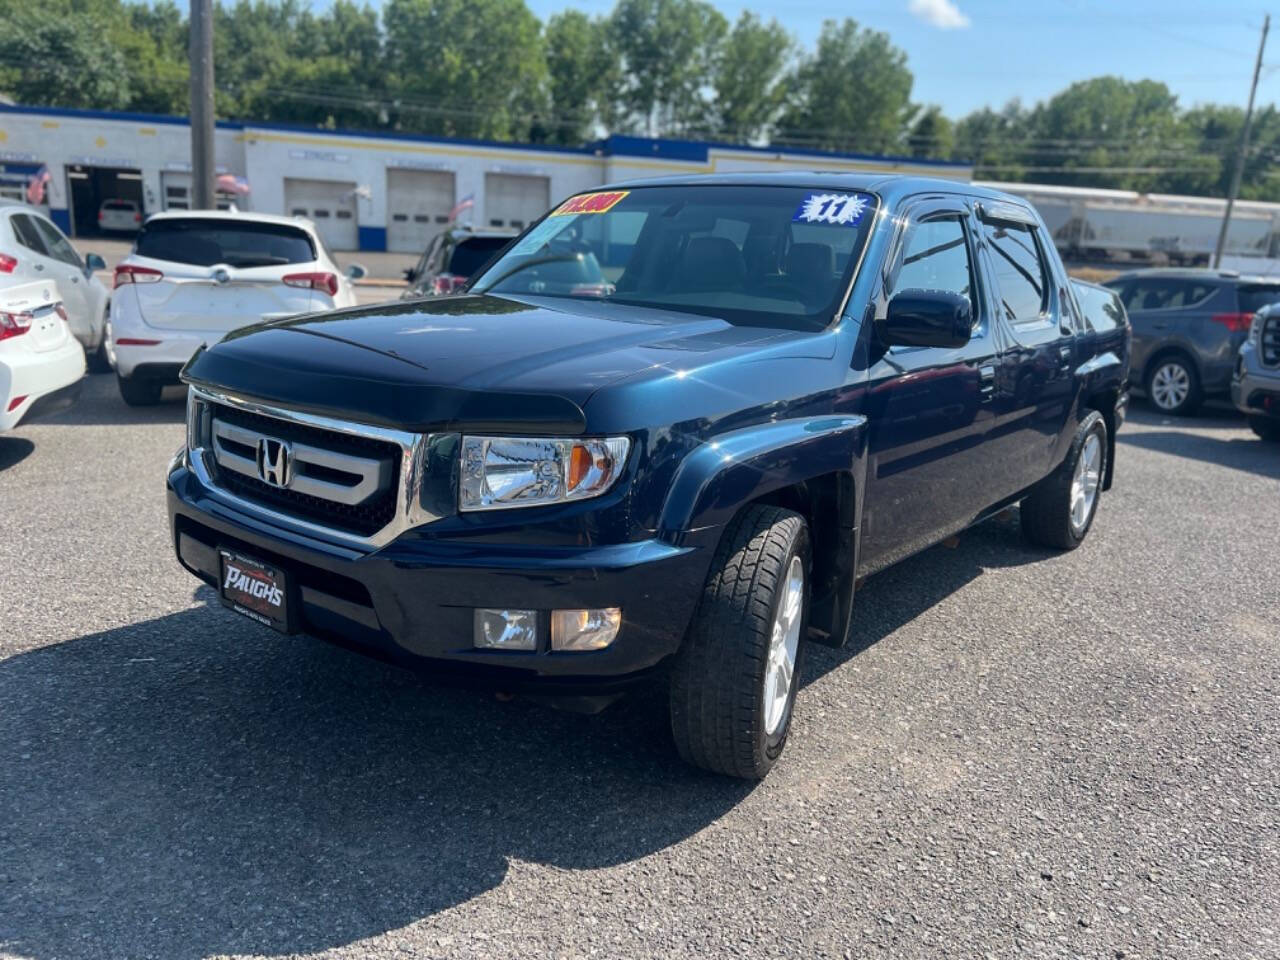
<box><xmin>1</xmin><ymin>374</ymin><xmax>1276</xmax><ymax>960</ymax></box>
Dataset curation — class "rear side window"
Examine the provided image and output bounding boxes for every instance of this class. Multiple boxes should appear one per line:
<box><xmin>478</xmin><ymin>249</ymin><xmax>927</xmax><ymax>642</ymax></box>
<box><xmin>1071</xmin><ymin>281</ymin><xmax>1125</xmax><ymax>333</ymax></box>
<box><xmin>1119</xmin><ymin>278</ymin><xmax>1215</xmax><ymax>312</ymax></box>
<box><xmin>10</xmin><ymin>214</ymin><xmax>48</xmax><ymax>255</ymax></box>
<box><xmin>135</xmin><ymin>218</ymin><xmax>316</xmax><ymax>267</ymax></box>
<box><xmin>446</xmin><ymin>237</ymin><xmax>511</xmax><ymax>277</ymax></box>
<box><xmin>1236</xmin><ymin>284</ymin><xmax>1280</xmax><ymax>314</ymax></box>
<box><xmin>893</xmin><ymin>216</ymin><xmax>975</xmax><ymax>315</ymax></box>
<box><xmin>981</xmin><ymin>221</ymin><xmax>1046</xmax><ymax>322</ymax></box>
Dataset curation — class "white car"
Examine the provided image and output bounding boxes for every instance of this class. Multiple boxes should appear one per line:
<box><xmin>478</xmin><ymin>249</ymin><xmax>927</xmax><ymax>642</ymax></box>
<box><xmin>0</xmin><ymin>280</ymin><xmax>85</xmax><ymax>432</ymax></box>
<box><xmin>98</xmin><ymin>199</ymin><xmax>142</xmax><ymax>233</ymax></box>
<box><xmin>109</xmin><ymin>211</ymin><xmax>365</xmax><ymax>406</ymax></box>
<box><xmin>0</xmin><ymin>200</ymin><xmax>111</xmax><ymax>370</ymax></box>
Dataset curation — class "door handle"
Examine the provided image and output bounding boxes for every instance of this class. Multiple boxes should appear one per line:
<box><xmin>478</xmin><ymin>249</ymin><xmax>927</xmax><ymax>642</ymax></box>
<box><xmin>978</xmin><ymin>363</ymin><xmax>996</xmax><ymax>400</ymax></box>
<box><xmin>1058</xmin><ymin>346</ymin><xmax>1072</xmax><ymax>370</ymax></box>
<box><xmin>34</xmin><ymin>263</ymin><xmax>44</xmax><ymax>271</ymax></box>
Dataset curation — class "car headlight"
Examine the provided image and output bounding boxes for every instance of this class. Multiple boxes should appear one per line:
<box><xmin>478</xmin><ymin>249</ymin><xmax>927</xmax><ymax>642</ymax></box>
<box><xmin>1250</xmin><ymin>312</ymin><xmax>1264</xmax><ymax>345</ymax></box>
<box><xmin>460</xmin><ymin>435</ymin><xmax>630</xmax><ymax>511</ymax></box>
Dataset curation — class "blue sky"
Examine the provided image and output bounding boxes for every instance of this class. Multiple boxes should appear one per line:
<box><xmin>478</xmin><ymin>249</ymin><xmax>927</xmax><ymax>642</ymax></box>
<box><xmin>522</xmin><ymin>0</ymin><xmax>1276</xmax><ymax>117</ymax></box>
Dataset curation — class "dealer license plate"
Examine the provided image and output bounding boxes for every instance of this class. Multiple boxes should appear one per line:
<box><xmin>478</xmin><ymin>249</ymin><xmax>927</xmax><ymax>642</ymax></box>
<box><xmin>218</xmin><ymin>549</ymin><xmax>292</xmax><ymax>633</ymax></box>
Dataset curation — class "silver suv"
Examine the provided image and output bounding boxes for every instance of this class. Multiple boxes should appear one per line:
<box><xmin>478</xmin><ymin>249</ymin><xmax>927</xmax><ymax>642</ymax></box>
<box><xmin>1232</xmin><ymin>303</ymin><xmax>1280</xmax><ymax>441</ymax></box>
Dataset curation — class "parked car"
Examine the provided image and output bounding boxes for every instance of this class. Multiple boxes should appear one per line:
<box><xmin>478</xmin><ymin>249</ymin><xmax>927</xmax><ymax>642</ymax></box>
<box><xmin>1102</xmin><ymin>268</ymin><xmax>1280</xmax><ymax>415</ymax></box>
<box><xmin>98</xmin><ymin>199</ymin><xmax>143</xmax><ymax>233</ymax></box>
<box><xmin>0</xmin><ymin>199</ymin><xmax>111</xmax><ymax>370</ymax></box>
<box><xmin>1232</xmin><ymin>303</ymin><xmax>1280</xmax><ymax>440</ymax></box>
<box><xmin>401</xmin><ymin>226</ymin><xmax>516</xmax><ymax>298</ymax></box>
<box><xmin>0</xmin><ymin>280</ymin><xmax>85</xmax><ymax>432</ymax></box>
<box><xmin>168</xmin><ymin>176</ymin><xmax>1128</xmax><ymax>779</ymax></box>
<box><xmin>110</xmin><ymin>211</ymin><xmax>365</xmax><ymax>406</ymax></box>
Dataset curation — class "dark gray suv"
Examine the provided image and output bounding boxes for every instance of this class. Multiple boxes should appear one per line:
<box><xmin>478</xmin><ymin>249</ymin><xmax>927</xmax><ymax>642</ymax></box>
<box><xmin>1104</xmin><ymin>269</ymin><xmax>1280</xmax><ymax>415</ymax></box>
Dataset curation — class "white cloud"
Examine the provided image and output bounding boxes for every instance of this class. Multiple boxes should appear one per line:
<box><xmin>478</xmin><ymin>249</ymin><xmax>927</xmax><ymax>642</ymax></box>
<box><xmin>908</xmin><ymin>0</ymin><xmax>972</xmax><ymax>30</ymax></box>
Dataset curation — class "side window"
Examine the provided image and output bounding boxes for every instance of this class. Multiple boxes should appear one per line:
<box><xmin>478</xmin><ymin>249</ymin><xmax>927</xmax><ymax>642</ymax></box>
<box><xmin>10</xmin><ymin>214</ymin><xmax>49</xmax><ymax>256</ymax></box>
<box><xmin>981</xmin><ymin>220</ymin><xmax>1047</xmax><ymax>323</ymax></box>
<box><xmin>893</xmin><ymin>215</ymin><xmax>975</xmax><ymax>316</ymax></box>
<box><xmin>1072</xmin><ymin>282</ymin><xmax>1124</xmax><ymax>333</ymax></box>
<box><xmin>32</xmin><ymin>217</ymin><xmax>83</xmax><ymax>268</ymax></box>
<box><xmin>1123</xmin><ymin>279</ymin><xmax>1213</xmax><ymax>312</ymax></box>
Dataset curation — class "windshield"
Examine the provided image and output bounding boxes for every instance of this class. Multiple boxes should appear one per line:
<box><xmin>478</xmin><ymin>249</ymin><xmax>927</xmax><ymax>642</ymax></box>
<box><xmin>135</xmin><ymin>218</ymin><xmax>316</xmax><ymax>267</ymax></box>
<box><xmin>447</xmin><ymin>236</ymin><xmax>512</xmax><ymax>277</ymax></box>
<box><xmin>469</xmin><ymin>184</ymin><xmax>879</xmax><ymax>330</ymax></box>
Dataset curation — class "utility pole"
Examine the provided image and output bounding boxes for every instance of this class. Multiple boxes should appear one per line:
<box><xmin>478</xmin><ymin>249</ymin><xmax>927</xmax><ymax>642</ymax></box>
<box><xmin>1213</xmin><ymin>14</ymin><xmax>1269</xmax><ymax>269</ymax></box>
<box><xmin>189</xmin><ymin>0</ymin><xmax>216</xmax><ymax>210</ymax></box>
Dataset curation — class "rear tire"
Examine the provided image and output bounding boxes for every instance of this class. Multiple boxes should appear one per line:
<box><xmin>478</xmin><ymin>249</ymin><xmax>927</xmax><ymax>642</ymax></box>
<box><xmin>668</xmin><ymin>504</ymin><xmax>810</xmax><ymax>780</ymax></box>
<box><xmin>1248</xmin><ymin>414</ymin><xmax>1280</xmax><ymax>441</ymax></box>
<box><xmin>117</xmin><ymin>374</ymin><xmax>163</xmax><ymax>407</ymax></box>
<box><xmin>1145</xmin><ymin>354</ymin><xmax>1201</xmax><ymax>416</ymax></box>
<box><xmin>1021</xmin><ymin>410</ymin><xmax>1108</xmax><ymax>551</ymax></box>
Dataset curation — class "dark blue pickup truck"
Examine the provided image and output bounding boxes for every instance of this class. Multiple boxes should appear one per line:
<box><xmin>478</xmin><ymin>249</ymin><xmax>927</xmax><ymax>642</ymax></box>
<box><xmin>169</xmin><ymin>175</ymin><xmax>1129</xmax><ymax>779</ymax></box>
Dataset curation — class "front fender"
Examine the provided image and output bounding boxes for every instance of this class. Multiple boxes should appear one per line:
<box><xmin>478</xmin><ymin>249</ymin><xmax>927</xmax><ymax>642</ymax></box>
<box><xmin>656</xmin><ymin>415</ymin><xmax>868</xmax><ymax>540</ymax></box>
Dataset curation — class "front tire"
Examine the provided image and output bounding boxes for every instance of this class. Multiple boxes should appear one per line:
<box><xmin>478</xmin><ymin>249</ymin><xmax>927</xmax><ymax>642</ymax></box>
<box><xmin>1021</xmin><ymin>410</ymin><xmax>1108</xmax><ymax>550</ymax></box>
<box><xmin>117</xmin><ymin>373</ymin><xmax>163</xmax><ymax>407</ymax></box>
<box><xmin>669</xmin><ymin>504</ymin><xmax>810</xmax><ymax>780</ymax></box>
<box><xmin>1248</xmin><ymin>414</ymin><xmax>1280</xmax><ymax>441</ymax></box>
<box><xmin>1146</xmin><ymin>354</ymin><xmax>1201</xmax><ymax>416</ymax></box>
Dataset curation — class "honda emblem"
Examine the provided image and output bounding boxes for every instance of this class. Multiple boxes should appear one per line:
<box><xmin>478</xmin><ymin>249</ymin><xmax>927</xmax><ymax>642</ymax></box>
<box><xmin>256</xmin><ymin>437</ymin><xmax>292</xmax><ymax>488</ymax></box>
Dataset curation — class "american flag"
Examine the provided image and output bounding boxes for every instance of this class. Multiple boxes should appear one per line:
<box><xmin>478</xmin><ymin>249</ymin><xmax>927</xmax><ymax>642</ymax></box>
<box><xmin>448</xmin><ymin>193</ymin><xmax>475</xmax><ymax>222</ymax></box>
<box><xmin>215</xmin><ymin>174</ymin><xmax>251</xmax><ymax>196</ymax></box>
<box><xmin>26</xmin><ymin>165</ymin><xmax>50</xmax><ymax>205</ymax></box>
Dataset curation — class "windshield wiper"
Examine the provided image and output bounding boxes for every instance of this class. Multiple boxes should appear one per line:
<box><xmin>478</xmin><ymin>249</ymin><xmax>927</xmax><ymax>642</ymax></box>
<box><xmin>470</xmin><ymin>253</ymin><xmax>589</xmax><ymax>293</ymax></box>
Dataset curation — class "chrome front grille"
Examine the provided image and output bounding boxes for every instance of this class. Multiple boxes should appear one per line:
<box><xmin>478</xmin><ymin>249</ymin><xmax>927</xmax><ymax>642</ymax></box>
<box><xmin>186</xmin><ymin>387</ymin><xmax>443</xmax><ymax>548</ymax></box>
<box><xmin>1263</xmin><ymin>313</ymin><xmax>1280</xmax><ymax>367</ymax></box>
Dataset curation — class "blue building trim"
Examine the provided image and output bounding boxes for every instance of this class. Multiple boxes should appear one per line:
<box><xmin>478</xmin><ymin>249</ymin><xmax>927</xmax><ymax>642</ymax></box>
<box><xmin>0</xmin><ymin>102</ymin><xmax>244</xmax><ymax>131</ymax></box>
<box><xmin>357</xmin><ymin>225</ymin><xmax>386</xmax><ymax>253</ymax></box>
<box><xmin>49</xmin><ymin>208</ymin><xmax>71</xmax><ymax>233</ymax></box>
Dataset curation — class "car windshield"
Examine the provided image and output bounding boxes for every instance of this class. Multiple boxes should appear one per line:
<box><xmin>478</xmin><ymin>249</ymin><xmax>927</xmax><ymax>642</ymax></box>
<box><xmin>447</xmin><ymin>236</ymin><xmax>512</xmax><ymax>277</ymax></box>
<box><xmin>469</xmin><ymin>184</ymin><xmax>879</xmax><ymax>330</ymax></box>
<box><xmin>135</xmin><ymin>218</ymin><xmax>316</xmax><ymax>267</ymax></box>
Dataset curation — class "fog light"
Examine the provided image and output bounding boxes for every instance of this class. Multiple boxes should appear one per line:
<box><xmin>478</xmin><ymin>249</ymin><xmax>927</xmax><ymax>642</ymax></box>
<box><xmin>551</xmin><ymin>608</ymin><xmax>621</xmax><ymax>651</ymax></box>
<box><xmin>474</xmin><ymin>609</ymin><xmax>538</xmax><ymax>651</ymax></box>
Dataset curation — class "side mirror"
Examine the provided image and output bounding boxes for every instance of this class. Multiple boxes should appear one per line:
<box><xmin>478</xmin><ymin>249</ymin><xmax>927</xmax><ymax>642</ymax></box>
<box><xmin>345</xmin><ymin>263</ymin><xmax>367</xmax><ymax>281</ymax></box>
<box><xmin>85</xmin><ymin>253</ymin><xmax>107</xmax><ymax>272</ymax></box>
<box><xmin>881</xmin><ymin>290</ymin><xmax>973</xmax><ymax>349</ymax></box>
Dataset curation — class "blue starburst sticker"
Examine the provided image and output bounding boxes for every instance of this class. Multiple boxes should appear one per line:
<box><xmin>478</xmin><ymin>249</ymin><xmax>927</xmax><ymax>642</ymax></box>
<box><xmin>793</xmin><ymin>192</ymin><xmax>872</xmax><ymax>227</ymax></box>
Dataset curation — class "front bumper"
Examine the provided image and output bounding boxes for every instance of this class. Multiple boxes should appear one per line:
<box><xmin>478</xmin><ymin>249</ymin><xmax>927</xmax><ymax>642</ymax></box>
<box><xmin>168</xmin><ymin>462</ymin><xmax>714</xmax><ymax>691</ymax></box>
<box><xmin>1231</xmin><ymin>345</ymin><xmax>1280</xmax><ymax>419</ymax></box>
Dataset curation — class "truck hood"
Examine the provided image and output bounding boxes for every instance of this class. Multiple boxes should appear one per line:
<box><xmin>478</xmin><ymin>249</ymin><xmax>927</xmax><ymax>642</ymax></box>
<box><xmin>182</xmin><ymin>294</ymin><xmax>824</xmax><ymax>433</ymax></box>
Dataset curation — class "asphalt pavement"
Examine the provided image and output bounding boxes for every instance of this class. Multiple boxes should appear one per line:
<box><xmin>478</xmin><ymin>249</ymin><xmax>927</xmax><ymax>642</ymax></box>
<box><xmin>1</xmin><ymin>375</ymin><xmax>1277</xmax><ymax>959</ymax></box>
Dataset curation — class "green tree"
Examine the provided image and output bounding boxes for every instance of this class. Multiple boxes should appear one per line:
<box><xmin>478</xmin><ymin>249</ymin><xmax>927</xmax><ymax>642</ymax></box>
<box><xmin>712</xmin><ymin>12</ymin><xmax>793</xmax><ymax>142</ymax></box>
<box><xmin>544</xmin><ymin>10</ymin><xmax>613</xmax><ymax>144</ymax></box>
<box><xmin>777</xmin><ymin>18</ymin><xmax>913</xmax><ymax>154</ymax></box>
<box><xmin>383</xmin><ymin>0</ymin><xmax>548</xmax><ymax>140</ymax></box>
<box><xmin>907</xmin><ymin>105</ymin><xmax>954</xmax><ymax>160</ymax></box>
<box><xmin>604</xmin><ymin>0</ymin><xmax>727</xmax><ymax>136</ymax></box>
<box><xmin>0</xmin><ymin>5</ymin><xmax>132</xmax><ymax>109</ymax></box>
<box><xmin>954</xmin><ymin>100</ymin><xmax>1031</xmax><ymax>179</ymax></box>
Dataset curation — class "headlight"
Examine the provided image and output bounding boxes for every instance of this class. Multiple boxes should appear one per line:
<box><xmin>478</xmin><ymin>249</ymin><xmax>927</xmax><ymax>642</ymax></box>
<box><xmin>460</xmin><ymin>435</ymin><xmax>630</xmax><ymax>511</ymax></box>
<box><xmin>1250</xmin><ymin>312</ymin><xmax>1264</xmax><ymax>345</ymax></box>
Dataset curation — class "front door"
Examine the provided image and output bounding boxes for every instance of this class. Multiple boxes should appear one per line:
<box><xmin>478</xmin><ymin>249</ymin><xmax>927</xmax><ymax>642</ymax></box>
<box><xmin>859</xmin><ymin>198</ymin><xmax>1001</xmax><ymax>574</ymax></box>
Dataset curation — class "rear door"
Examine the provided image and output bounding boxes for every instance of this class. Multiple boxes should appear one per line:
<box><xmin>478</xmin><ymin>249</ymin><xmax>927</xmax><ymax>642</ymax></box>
<box><xmin>860</xmin><ymin>197</ymin><xmax>1001</xmax><ymax>570</ymax></box>
<box><xmin>976</xmin><ymin>201</ymin><xmax>1077</xmax><ymax>493</ymax></box>
<box><xmin>29</xmin><ymin>215</ymin><xmax>94</xmax><ymax>340</ymax></box>
<box><xmin>123</xmin><ymin>218</ymin><xmax>322</xmax><ymax>333</ymax></box>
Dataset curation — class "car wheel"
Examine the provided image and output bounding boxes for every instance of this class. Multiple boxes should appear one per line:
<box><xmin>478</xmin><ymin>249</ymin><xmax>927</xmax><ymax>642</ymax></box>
<box><xmin>668</xmin><ymin>504</ymin><xmax>810</xmax><ymax>780</ymax></box>
<box><xmin>1021</xmin><ymin>409</ymin><xmax>1108</xmax><ymax>551</ymax></box>
<box><xmin>1248</xmin><ymin>414</ymin><xmax>1280</xmax><ymax>441</ymax></box>
<box><xmin>117</xmin><ymin>373</ymin><xmax>163</xmax><ymax>407</ymax></box>
<box><xmin>1146</xmin><ymin>355</ymin><xmax>1201</xmax><ymax>416</ymax></box>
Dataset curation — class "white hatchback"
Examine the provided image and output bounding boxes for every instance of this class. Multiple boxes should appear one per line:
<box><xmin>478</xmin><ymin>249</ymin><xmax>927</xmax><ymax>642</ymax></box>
<box><xmin>0</xmin><ymin>280</ymin><xmax>85</xmax><ymax>432</ymax></box>
<box><xmin>109</xmin><ymin>211</ymin><xmax>365</xmax><ymax>405</ymax></box>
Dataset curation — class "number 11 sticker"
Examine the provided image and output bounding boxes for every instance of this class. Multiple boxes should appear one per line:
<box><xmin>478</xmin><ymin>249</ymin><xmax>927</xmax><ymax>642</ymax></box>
<box><xmin>793</xmin><ymin>192</ymin><xmax>871</xmax><ymax>227</ymax></box>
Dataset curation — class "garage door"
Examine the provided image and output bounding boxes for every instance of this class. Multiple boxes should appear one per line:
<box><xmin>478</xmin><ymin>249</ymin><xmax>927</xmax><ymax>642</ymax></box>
<box><xmin>386</xmin><ymin>169</ymin><xmax>455</xmax><ymax>253</ymax></box>
<box><xmin>284</xmin><ymin>177</ymin><xmax>358</xmax><ymax>251</ymax></box>
<box><xmin>485</xmin><ymin>174</ymin><xmax>550</xmax><ymax>231</ymax></box>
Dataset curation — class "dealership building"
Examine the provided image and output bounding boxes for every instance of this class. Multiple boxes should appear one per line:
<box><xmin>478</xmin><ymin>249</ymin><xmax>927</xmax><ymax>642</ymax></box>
<box><xmin>0</xmin><ymin>103</ymin><xmax>972</xmax><ymax>253</ymax></box>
